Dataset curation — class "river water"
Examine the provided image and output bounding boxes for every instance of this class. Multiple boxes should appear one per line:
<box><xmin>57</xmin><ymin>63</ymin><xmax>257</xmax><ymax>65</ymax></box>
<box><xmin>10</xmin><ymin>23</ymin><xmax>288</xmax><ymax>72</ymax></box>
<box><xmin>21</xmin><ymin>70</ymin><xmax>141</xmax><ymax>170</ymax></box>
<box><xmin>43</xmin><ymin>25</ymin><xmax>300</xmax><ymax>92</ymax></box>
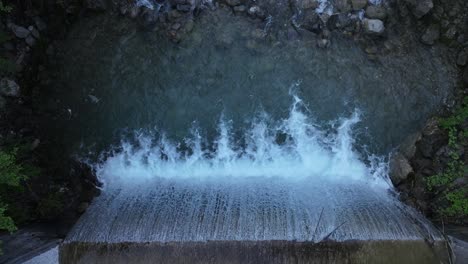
<box><xmin>43</xmin><ymin>6</ymin><xmax>458</xmax><ymax>263</ymax></box>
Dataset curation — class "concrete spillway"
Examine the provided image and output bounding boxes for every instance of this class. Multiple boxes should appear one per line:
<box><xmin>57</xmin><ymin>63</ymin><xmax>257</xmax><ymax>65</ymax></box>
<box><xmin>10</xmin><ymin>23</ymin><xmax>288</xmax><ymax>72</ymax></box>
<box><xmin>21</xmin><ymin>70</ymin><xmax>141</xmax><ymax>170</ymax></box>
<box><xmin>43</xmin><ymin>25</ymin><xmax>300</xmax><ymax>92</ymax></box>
<box><xmin>60</xmin><ymin>177</ymin><xmax>450</xmax><ymax>263</ymax></box>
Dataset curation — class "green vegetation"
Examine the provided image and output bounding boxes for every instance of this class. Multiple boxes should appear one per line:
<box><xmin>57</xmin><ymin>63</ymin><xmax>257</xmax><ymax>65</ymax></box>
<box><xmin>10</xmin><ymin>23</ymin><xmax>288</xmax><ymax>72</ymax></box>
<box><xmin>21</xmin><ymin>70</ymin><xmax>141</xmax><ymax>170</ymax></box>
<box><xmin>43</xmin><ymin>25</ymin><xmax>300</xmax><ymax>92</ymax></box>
<box><xmin>426</xmin><ymin>97</ymin><xmax>468</xmax><ymax>220</ymax></box>
<box><xmin>0</xmin><ymin>1</ymin><xmax>12</xmax><ymax>13</ymax></box>
<box><xmin>0</xmin><ymin>149</ymin><xmax>27</xmax><ymax>233</ymax></box>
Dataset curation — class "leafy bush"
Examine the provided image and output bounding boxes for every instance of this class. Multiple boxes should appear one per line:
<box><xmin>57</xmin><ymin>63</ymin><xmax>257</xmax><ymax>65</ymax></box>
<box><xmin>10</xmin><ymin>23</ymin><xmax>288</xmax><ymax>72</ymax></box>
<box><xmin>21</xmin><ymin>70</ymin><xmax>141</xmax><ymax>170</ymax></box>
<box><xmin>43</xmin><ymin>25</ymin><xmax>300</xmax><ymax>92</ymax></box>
<box><xmin>426</xmin><ymin>97</ymin><xmax>468</xmax><ymax>220</ymax></box>
<box><xmin>0</xmin><ymin>1</ymin><xmax>12</xmax><ymax>13</ymax></box>
<box><xmin>0</xmin><ymin>149</ymin><xmax>27</xmax><ymax>233</ymax></box>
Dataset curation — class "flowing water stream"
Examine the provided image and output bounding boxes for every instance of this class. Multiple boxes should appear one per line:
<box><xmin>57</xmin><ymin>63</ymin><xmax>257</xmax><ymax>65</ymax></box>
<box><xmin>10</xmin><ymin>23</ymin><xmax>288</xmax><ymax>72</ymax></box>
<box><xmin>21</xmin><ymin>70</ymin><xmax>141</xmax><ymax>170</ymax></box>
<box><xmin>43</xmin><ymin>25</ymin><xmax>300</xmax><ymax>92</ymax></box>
<box><xmin>45</xmin><ymin>6</ymin><xmax>458</xmax><ymax>263</ymax></box>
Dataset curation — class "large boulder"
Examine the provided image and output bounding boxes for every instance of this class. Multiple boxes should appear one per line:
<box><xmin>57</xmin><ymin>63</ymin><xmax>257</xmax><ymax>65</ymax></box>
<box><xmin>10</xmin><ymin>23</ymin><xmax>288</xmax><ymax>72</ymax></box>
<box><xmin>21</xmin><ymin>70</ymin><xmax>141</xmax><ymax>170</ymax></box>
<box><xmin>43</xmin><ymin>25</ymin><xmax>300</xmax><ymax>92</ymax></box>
<box><xmin>362</xmin><ymin>19</ymin><xmax>385</xmax><ymax>35</ymax></box>
<box><xmin>389</xmin><ymin>152</ymin><xmax>413</xmax><ymax>186</ymax></box>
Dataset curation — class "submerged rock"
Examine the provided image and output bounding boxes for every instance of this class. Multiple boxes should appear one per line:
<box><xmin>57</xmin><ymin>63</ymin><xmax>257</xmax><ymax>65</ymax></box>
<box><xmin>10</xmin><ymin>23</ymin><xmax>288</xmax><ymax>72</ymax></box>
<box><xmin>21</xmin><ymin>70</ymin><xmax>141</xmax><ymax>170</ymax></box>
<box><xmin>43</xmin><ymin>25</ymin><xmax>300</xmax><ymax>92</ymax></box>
<box><xmin>362</xmin><ymin>19</ymin><xmax>385</xmax><ymax>35</ymax></box>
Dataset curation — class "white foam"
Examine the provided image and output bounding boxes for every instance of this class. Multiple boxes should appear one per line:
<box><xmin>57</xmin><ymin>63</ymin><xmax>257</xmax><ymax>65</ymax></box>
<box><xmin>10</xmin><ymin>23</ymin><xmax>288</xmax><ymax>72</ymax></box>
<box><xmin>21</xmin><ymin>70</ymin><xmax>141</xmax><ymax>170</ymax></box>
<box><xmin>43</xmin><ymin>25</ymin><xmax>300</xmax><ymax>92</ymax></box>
<box><xmin>94</xmin><ymin>93</ymin><xmax>390</xmax><ymax>189</ymax></box>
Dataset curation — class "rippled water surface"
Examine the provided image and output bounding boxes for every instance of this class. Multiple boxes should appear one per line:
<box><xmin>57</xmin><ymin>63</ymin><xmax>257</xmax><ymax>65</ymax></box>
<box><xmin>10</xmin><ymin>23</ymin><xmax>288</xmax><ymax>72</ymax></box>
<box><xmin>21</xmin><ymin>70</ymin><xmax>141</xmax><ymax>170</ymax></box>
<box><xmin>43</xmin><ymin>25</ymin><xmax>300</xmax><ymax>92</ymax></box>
<box><xmin>47</xmin><ymin>9</ymin><xmax>456</xmax><ymax>160</ymax></box>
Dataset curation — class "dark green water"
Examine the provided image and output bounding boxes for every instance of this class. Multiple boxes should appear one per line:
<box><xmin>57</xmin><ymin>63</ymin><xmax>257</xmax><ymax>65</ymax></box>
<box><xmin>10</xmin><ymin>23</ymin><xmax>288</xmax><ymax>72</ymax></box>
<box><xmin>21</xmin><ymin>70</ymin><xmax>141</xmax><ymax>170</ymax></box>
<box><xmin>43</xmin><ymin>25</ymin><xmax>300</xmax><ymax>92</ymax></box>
<box><xmin>44</xmin><ymin>9</ymin><xmax>456</xmax><ymax>158</ymax></box>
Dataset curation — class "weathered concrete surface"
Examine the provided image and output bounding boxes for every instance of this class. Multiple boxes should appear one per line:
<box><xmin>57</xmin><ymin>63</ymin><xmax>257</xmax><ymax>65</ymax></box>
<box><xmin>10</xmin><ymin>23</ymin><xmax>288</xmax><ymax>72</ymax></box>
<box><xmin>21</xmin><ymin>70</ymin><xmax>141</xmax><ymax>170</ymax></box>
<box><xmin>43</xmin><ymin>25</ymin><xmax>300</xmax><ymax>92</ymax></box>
<box><xmin>60</xmin><ymin>240</ymin><xmax>449</xmax><ymax>264</ymax></box>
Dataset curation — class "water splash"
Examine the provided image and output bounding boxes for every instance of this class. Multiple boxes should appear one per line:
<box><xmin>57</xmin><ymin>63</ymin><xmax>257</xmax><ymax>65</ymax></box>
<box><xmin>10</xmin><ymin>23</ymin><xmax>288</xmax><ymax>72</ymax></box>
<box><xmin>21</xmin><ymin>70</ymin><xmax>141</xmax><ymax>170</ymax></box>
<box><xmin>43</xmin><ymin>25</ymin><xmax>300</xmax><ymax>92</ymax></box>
<box><xmin>95</xmin><ymin>94</ymin><xmax>390</xmax><ymax>189</ymax></box>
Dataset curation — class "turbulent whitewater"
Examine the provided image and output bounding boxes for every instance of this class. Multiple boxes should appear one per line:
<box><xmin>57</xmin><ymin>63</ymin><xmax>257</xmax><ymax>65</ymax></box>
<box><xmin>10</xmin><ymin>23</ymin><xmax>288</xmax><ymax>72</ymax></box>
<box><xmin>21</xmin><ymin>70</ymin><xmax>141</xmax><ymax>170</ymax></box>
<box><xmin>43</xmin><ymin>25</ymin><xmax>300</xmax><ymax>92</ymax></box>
<box><xmin>95</xmin><ymin>94</ymin><xmax>389</xmax><ymax>188</ymax></box>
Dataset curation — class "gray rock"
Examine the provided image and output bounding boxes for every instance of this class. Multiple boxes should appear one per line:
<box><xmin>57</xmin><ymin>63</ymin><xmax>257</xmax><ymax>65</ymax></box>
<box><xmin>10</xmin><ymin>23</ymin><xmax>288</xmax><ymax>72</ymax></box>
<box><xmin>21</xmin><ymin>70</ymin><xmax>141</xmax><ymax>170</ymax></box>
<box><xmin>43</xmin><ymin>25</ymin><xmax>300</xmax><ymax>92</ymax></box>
<box><xmin>25</xmin><ymin>35</ymin><xmax>36</xmax><ymax>46</ymax></box>
<box><xmin>365</xmin><ymin>5</ymin><xmax>387</xmax><ymax>20</ymax></box>
<box><xmin>362</xmin><ymin>19</ymin><xmax>385</xmax><ymax>35</ymax></box>
<box><xmin>298</xmin><ymin>0</ymin><xmax>319</xmax><ymax>10</ymax></box>
<box><xmin>335</xmin><ymin>0</ymin><xmax>351</xmax><ymax>13</ymax></box>
<box><xmin>225</xmin><ymin>0</ymin><xmax>241</xmax><ymax>7</ymax></box>
<box><xmin>248</xmin><ymin>6</ymin><xmax>260</xmax><ymax>17</ymax></box>
<box><xmin>457</xmin><ymin>50</ymin><xmax>468</xmax><ymax>66</ymax></box>
<box><xmin>399</xmin><ymin>132</ymin><xmax>421</xmax><ymax>159</ymax></box>
<box><xmin>177</xmin><ymin>4</ymin><xmax>192</xmax><ymax>12</ymax></box>
<box><xmin>34</xmin><ymin>17</ymin><xmax>47</xmax><ymax>31</ymax></box>
<box><xmin>129</xmin><ymin>6</ymin><xmax>140</xmax><ymax>18</ymax></box>
<box><xmin>405</xmin><ymin>0</ymin><xmax>433</xmax><ymax>19</ymax></box>
<box><xmin>85</xmin><ymin>0</ymin><xmax>107</xmax><ymax>10</ymax></box>
<box><xmin>422</xmin><ymin>117</ymin><xmax>439</xmax><ymax>137</ymax></box>
<box><xmin>10</xmin><ymin>24</ymin><xmax>30</xmax><ymax>39</ymax></box>
<box><xmin>389</xmin><ymin>152</ymin><xmax>413</xmax><ymax>186</ymax></box>
<box><xmin>463</xmin><ymin>67</ymin><xmax>468</xmax><ymax>85</ymax></box>
<box><xmin>351</xmin><ymin>0</ymin><xmax>367</xmax><ymax>10</ymax></box>
<box><xmin>233</xmin><ymin>5</ymin><xmax>247</xmax><ymax>13</ymax></box>
<box><xmin>28</xmin><ymin>26</ymin><xmax>40</xmax><ymax>39</ymax></box>
<box><xmin>421</xmin><ymin>24</ymin><xmax>440</xmax><ymax>45</ymax></box>
<box><xmin>0</xmin><ymin>78</ymin><xmax>20</xmax><ymax>97</ymax></box>
<box><xmin>317</xmin><ymin>38</ymin><xmax>330</xmax><ymax>49</ymax></box>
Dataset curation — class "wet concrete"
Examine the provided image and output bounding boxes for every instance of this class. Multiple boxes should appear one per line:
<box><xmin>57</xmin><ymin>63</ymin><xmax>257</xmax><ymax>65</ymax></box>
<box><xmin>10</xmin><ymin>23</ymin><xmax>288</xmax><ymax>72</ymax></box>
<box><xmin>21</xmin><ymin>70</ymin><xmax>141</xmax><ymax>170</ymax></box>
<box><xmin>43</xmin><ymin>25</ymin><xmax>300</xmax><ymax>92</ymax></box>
<box><xmin>59</xmin><ymin>239</ymin><xmax>450</xmax><ymax>264</ymax></box>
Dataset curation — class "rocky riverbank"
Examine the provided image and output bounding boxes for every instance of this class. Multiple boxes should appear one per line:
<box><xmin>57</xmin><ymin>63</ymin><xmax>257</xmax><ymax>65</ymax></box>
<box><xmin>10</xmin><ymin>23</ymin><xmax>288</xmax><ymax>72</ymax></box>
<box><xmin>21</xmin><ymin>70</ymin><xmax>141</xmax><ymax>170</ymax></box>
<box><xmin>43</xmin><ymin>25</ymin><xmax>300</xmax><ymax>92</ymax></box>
<box><xmin>0</xmin><ymin>0</ymin><xmax>466</xmax><ymax>261</ymax></box>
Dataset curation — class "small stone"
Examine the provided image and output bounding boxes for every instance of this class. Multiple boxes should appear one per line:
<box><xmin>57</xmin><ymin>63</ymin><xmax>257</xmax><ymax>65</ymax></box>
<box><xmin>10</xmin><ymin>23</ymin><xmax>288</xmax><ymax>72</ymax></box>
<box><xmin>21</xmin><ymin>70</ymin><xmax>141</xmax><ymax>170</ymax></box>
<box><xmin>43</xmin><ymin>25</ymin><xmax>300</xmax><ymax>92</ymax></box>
<box><xmin>34</xmin><ymin>17</ymin><xmax>47</xmax><ymax>31</ymax></box>
<box><xmin>457</xmin><ymin>50</ymin><xmax>468</xmax><ymax>67</ymax></box>
<box><xmin>183</xmin><ymin>19</ymin><xmax>194</xmax><ymax>33</ymax></box>
<box><xmin>0</xmin><ymin>78</ymin><xmax>20</xmax><ymax>97</ymax></box>
<box><xmin>233</xmin><ymin>5</ymin><xmax>246</xmax><ymax>13</ymax></box>
<box><xmin>225</xmin><ymin>0</ymin><xmax>241</xmax><ymax>7</ymax></box>
<box><xmin>365</xmin><ymin>5</ymin><xmax>387</xmax><ymax>20</ymax></box>
<box><xmin>31</xmin><ymin>139</ymin><xmax>40</xmax><ymax>150</ymax></box>
<box><xmin>29</xmin><ymin>26</ymin><xmax>40</xmax><ymax>39</ymax></box>
<box><xmin>129</xmin><ymin>6</ymin><xmax>140</xmax><ymax>18</ymax></box>
<box><xmin>335</xmin><ymin>0</ymin><xmax>351</xmax><ymax>13</ymax></box>
<box><xmin>317</xmin><ymin>39</ymin><xmax>329</xmax><ymax>49</ymax></box>
<box><xmin>365</xmin><ymin>46</ymin><xmax>378</xmax><ymax>54</ymax></box>
<box><xmin>172</xmin><ymin>23</ymin><xmax>181</xmax><ymax>30</ymax></box>
<box><xmin>25</xmin><ymin>35</ymin><xmax>36</xmax><ymax>46</ymax></box>
<box><xmin>85</xmin><ymin>0</ymin><xmax>107</xmax><ymax>10</ymax></box>
<box><xmin>411</xmin><ymin>0</ymin><xmax>433</xmax><ymax>19</ymax></box>
<box><xmin>299</xmin><ymin>0</ymin><xmax>319</xmax><ymax>10</ymax></box>
<box><xmin>177</xmin><ymin>4</ymin><xmax>192</xmax><ymax>12</ymax></box>
<box><xmin>248</xmin><ymin>6</ymin><xmax>260</xmax><ymax>17</ymax></box>
<box><xmin>389</xmin><ymin>152</ymin><xmax>413</xmax><ymax>186</ymax></box>
<box><xmin>350</xmin><ymin>0</ymin><xmax>367</xmax><ymax>11</ymax></box>
<box><xmin>463</xmin><ymin>67</ymin><xmax>468</xmax><ymax>85</ymax></box>
<box><xmin>362</xmin><ymin>19</ymin><xmax>385</xmax><ymax>35</ymax></box>
<box><xmin>169</xmin><ymin>10</ymin><xmax>182</xmax><ymax>20</ymax></box>
<box><xmin>119</xmin><ymin>5</ymin><xmax>128</xmax><ymax>15</ymax></box>
<box><xmin>421</xmin><ymin>24</ymin><xmax>440</xmax><ymax>45</ymax></box>
<box><xmin>10</xmin><ymin>24</ymin><xmax>30</xmax><ymax>39</ymax></box>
